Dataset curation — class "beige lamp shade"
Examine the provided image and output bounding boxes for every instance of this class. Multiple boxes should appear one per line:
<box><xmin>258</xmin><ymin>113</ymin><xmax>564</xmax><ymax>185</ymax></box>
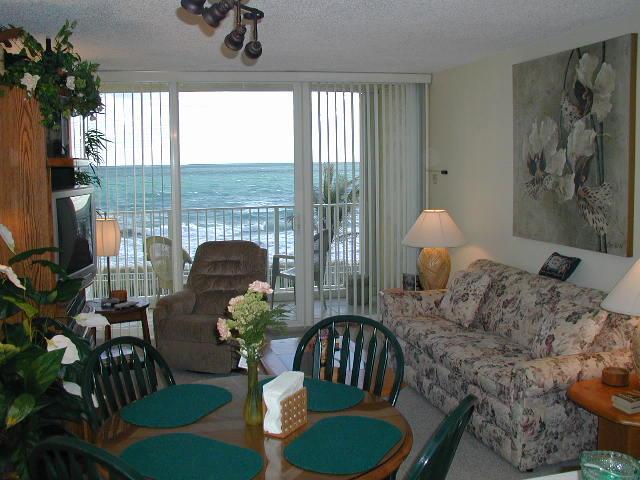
<box><xmin>601</xmin><ymin>259</ymin><xmax>640</xmax><ymax>316</ymax></box>
<box><xmin>96</xmin><ymin>218</ymin><xmax>121</xmax><ymax>257</ymax></box>
<box><xmin>402</xmin><ymin>209</ymin><xmax>465</xmax><ymax>248</ymax></box>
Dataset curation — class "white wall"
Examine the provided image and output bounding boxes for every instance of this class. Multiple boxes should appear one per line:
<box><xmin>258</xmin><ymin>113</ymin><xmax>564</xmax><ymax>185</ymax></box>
<box><xmin>429</xmin><ymin>13</ymin><xmax>640</xmax><ymax>292</ymax></box>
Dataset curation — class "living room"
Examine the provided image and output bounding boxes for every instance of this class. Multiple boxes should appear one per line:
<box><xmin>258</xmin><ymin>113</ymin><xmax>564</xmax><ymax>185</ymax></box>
<box><xmin>1</xmin><ymin>1</ymin><xmax>640</xmax><ymax>479</ymax></box>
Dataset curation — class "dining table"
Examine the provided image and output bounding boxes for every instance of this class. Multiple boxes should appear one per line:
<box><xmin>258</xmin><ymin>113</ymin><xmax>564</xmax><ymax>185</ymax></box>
<box><xmin>96</xmin><ymin>375</ymin><xmax>414</xmax><ymax>479</ymax></box>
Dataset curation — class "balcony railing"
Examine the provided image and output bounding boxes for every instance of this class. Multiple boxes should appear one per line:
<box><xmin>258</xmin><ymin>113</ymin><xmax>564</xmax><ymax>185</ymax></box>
<box><xmin>91</xmin><ymin>203</ymin><xmax>360</xmax><ymax>301</ymax></box>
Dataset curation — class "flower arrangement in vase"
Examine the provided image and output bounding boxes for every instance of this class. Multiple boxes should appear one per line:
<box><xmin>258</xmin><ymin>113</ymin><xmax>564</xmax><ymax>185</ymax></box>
<box><xmin>0</xmin><ymin>224</ymin><xmax>109</xmax><ymax>479</ymax></box>
<box><xmin>217</xmin><ymin>281</ymin><xmax>286</xmax><ymax>426</ymax></box>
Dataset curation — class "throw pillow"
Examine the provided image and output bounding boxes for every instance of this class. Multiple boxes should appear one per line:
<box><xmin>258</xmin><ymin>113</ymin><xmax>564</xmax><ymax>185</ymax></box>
<box><xmin>530</xmin><ymin>300</ymin><xmax>609</xmax><ymax>358</ymax></box>
<box><xmin>438</xmin><ymin>270</ymin><xmax>492</xmax><ymax>328</ymax></box>
<box><xmin>539</xmin><ymin>252</ymin><xmax>581</xmax><ymax>281</ymax></box>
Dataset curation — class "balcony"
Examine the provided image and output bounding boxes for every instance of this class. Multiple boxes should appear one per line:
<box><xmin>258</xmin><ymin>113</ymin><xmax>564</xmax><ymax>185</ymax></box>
<box><xmin>90</xmin><ymin>202</ymin><xmax>364</xmax><ymax>320</ymax></box>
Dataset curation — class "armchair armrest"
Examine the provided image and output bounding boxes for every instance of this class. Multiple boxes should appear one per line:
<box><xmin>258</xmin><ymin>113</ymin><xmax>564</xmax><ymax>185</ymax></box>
<box><xmin>379</xmin><ymin>288</ymin><xmax>446</xmax><ymax>320</ymax></box>
<box><xmin>513</xmin><ymin>349</ymin><xmax>633</xmax><ymax>399</ymax></box>
<box><xmin>155</xmin><ymin>289</ymin><xmax>197</xmax><ymax>322</ymax></box>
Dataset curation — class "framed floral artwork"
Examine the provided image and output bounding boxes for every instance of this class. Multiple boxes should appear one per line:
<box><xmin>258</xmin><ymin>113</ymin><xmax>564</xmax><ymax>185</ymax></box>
<box><xmin>513</xmin><ymin>34</ymin><xmax>637</xmax><ymax>257</ymax></box>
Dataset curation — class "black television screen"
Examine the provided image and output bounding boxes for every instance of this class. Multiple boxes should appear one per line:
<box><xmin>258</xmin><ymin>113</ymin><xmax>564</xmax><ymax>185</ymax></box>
<box><xmin>55</xmin><ymin>193</ymin><xmax>95</xmax><ymax>276</ymax></box>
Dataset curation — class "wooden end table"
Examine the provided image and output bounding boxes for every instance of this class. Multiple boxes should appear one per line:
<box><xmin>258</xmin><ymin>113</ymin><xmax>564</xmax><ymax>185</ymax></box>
<box><xmin>568</xmin><ymin>374</ymin><xmax>640</xmax><ymax>458</ymax></box>
<box><xmin>87</xmin><ymin>297</ymin><xmax>151</xmax><ymax>343</ymax></box>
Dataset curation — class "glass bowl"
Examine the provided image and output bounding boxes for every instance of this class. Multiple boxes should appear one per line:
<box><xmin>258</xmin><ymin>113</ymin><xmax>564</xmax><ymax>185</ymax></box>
<box><xmin>580</xmin><ymin>451</ymin><xmax>640</xmax><ymax>480</ymax></box>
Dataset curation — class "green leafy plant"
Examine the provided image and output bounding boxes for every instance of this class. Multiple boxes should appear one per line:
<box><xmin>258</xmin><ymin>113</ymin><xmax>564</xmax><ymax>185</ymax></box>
<box><xmin>0</xmin><ymin>224</ymin><xmax>100</xmax><ymax>479</ymax></box>
<box><xmin>75</xmin><ymin>128</ymin><xmax>109</xmax><ymax>187</ymax></box>
<box><xmin>0</xmin><ymin>21</ymin><xmax>102</xmax><ymax>127</ymax></box>
<box><xmin>314</xmin><ymin>164</ymin><xmax>360</xmax><ymax>244</ymax></box>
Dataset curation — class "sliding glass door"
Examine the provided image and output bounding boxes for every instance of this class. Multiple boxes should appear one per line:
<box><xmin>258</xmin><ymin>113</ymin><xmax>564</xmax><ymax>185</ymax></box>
<box><xmin>73</xmin><ymin>78</ymin><xmax>426</xmax><ymax>330</ymax></box>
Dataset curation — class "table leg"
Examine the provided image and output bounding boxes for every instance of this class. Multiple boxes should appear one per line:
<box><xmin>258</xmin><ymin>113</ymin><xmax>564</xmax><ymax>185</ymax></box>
<box><xmin>141</xmin><ymin>309</ymin><xmax>151</xmax><ymax>343</ymax></box>
<box><xmin>105</xmin><ymin>324</ymin><xmax>112</xmax><ymax>341</ymax></box>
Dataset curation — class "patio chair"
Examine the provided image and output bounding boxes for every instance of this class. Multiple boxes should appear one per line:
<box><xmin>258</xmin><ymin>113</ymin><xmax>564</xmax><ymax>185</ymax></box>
<box><xmin>270</xmin><ymin>229</ymin><xmax>330</xmax><ymax>308</ymax></box>
<box><xmin>145</xmin><ymin>235</ymin><xmax>193</xmax><ymax>298</ymax></box>
<box><xmin>405</xmin><ymin>395</ymin><xmax>477</xmax><ymax>480</ymax></box>
<box><xmin>81</xmin><ymin>336</ymin><xmax>175</xmax><ymax>432</ymax></box>
<box><xmin>29</xmin><ymin>436</ymin><xmax>145</xmax><ymax>480</ymax></box>
<box><xmin>292</xmin><ymin>314</ymin><xmax>404</xmax><ymax>406</ymax></box>
<box><xmin>154</xmin><ymin>240</ymin><xmax>267</xmax><ymax>373</ymax></box>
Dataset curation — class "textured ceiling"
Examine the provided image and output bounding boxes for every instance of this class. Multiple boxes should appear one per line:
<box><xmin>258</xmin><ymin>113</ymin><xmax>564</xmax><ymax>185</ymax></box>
<box><xmin>1</xmin><ymin>0</ymin><xmax>639</xmax><ymax>73</ymax></box>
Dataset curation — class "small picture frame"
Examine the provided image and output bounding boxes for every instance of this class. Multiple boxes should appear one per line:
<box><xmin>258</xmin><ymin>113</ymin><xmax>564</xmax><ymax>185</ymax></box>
<box><xmin>402</xmin><ymin>273</ymin><xmax>423</xmax><ymax>291</ymax></box>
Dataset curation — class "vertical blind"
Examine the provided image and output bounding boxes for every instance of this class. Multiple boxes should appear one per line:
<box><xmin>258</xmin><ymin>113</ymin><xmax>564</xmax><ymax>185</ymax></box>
<box><xmin>71</xmin><ymin>83</ymin><xmax>171</xmax><ymax>306</ymax></box>
<box><xmin>311</xmin><ymin>83</ymin><xmax>423</xmax><ymax>315</ymax></box>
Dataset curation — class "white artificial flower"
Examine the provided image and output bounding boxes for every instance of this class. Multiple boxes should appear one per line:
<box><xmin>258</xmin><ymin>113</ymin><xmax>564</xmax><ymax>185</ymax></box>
<box><xmin>74</xmin><ymin>312</ymin><xmax>109</xmax><ymax>328</ymax></box>
<box><xmin>0</xmin><ymin>264</ymin><xmax>25</xmax><ymax>290</ymax></box>
<box><xmin>555</xmin><ymin>172</ymin><xmax>576</xmax><ymax>202</ymax></box>
<box><xmin>523</xmin><ymin>117</ymin><xmax>565</xmax><ymax>199</ymax></box>
<box><xmin>46</xmin><ymin>335</ymin><xmax>80</xmax><ymax>364</ymax></box>
<box><xmin>62</xmin><ymin>381</ymin><xmax>82</xmax><ymax>396</ymax></box>
<box><xmin>20</xmin><ymin>72</ymin><xmax>40</xmax><ymax>94</ymax></box>
<box><xmin>66</xmin><ymin>75</ymin><xmax>76</xmax><ymax>90</ymax></box>
<box><xmin>567</xmin><ymin>118</ymin><xmax>597</xmax><ymax>172</ymax></box>
<box><xmin>576</xmin><ymin>53</ymin><xmax>616</xmax><ymax>122</ymax></box>
<box><xmin>0</xmin><ymin>224</ymin><xmax>15</xmax><ymax>253</ymax></box>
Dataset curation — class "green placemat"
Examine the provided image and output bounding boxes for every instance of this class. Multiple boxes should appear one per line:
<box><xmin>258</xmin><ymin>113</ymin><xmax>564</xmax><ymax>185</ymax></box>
<box><xmin>121</xmin><ymin>433</ymin><xmax>263</xmax><ymax>480</ymax></box>
<box><xmin>284</xmin><ymin>416</ymin><xmax>403</xmax><ymax>475</ymax></box>
<box><xmin>121</xmin><ymin>384</ymin><xmax>232</xmax><ymax>428</ymax></box>
<box><xmin>260</xmin><ymin>377</ymin><xmax>365</xmax><ymax>412</ymax></box>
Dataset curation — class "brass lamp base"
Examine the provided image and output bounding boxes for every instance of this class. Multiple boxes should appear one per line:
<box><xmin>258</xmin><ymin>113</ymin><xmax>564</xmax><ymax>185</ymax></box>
<box><xmin>417</xmin><ymin>247</ymin><xmax>451</xmax><ymax>290</ymax></box>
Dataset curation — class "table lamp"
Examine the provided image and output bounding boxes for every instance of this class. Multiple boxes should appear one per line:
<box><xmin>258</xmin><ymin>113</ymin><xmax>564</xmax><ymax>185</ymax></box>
<box><xmin>402</xmin><ymin>209</ymin><xmax>465</xmax><ymax>290</ymax></box>
<box><xmin>96</xmin><ymin>218</ymin><xmax>121</xmax><ymax>305</ymax></box>
<box><xmin>601</xmin><ymin>259</ymin><xmax>640</xmax><ymax>376</ymax></box>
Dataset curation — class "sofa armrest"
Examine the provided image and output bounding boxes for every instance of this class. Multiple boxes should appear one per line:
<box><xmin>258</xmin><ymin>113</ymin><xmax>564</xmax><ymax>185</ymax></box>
<box><xmin>513</xmin><ymin>349</ymin><xmax>633</xmax><ymax>399</ymax></box>
<box><xmin>379</xmin><ymin>288</ymin><xmax>446</xmax><ymax>320</ymax></box>
<box><xmin>155</xmin><ymin>289</ymin><xmax>197</xmax><ymax>323</ymax></box>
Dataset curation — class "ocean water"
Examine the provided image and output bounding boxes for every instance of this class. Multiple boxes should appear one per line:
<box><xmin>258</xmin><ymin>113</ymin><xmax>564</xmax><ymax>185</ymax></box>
<box><xmin>93</xmin><ymin>163</ymin><xmax>359</xmax><ymax>265</ymax></box>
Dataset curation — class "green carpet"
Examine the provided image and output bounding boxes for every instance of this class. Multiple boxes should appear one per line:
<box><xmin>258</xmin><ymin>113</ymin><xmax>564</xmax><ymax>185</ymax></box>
<box><xmin>284</xmin><ymin>416</ymin><xmax>403</xmax><ymax>475</ymax></box>
<box><xmin>260</xmin><ymin>377</ymin><xmax>365</xmax><ymax>412</ymax></box>
<box><xmin>121</xmin><ymin>433</ymin><xmax>263</xmax><ymax>480</ymax></box>
<box><xmin>121</xmin><ymin>384</ymin><xmax>232</xmax><ymax>428</ymax></box>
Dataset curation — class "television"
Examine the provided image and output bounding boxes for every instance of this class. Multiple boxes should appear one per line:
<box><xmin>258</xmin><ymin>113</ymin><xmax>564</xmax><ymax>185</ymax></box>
<box><xmin>52</xmin><ymin>187</ymin><xmax>97</xmax><ymax>289</ymax></box>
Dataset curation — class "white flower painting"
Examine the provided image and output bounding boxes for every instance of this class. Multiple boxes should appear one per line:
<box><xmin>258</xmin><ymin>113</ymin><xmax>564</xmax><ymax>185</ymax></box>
<box><xmin>513</xmin><ymin>34</ymin><xmax>636</xmax><ymax>256</ymax></box>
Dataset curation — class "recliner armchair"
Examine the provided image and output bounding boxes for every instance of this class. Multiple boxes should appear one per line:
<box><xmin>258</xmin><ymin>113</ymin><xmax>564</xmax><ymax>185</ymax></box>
<box><xmin>153</xmin><ymin>240</ymin><xmax>267</xmax><ymax>373</ymax></box>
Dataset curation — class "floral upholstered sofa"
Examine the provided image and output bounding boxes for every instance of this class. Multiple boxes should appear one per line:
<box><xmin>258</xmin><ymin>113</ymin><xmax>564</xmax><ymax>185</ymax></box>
<box><xmin>380</xmin><ymin>259</ymin><xmax>639</xmax><ymax>471</ymax></box>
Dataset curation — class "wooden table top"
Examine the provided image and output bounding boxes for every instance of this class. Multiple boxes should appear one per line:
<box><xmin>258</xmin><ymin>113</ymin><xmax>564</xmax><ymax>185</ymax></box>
<box><xmin>88</xmin><ymin>298</ymin><xmax>150</xmax><ymax>315</ymax></box>
<box><xmin>97</xmin><ymin>375</ymin><xmax>413</xmax><ymax>479</ymax></box>
<box><xmin>568</xmin><ymin>375</ymin><xmax>640</xmax><ymax>427</ymax></box>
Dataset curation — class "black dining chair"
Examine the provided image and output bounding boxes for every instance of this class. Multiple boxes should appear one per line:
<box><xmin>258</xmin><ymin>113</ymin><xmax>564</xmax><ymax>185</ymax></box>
<box><xmin>29</xmin><ymin>436</ymin><xmax>145</xmax><ymax>480</ymax></box>
<box><xmin>81</xmin><ymin>336</ymin><xmax>175</xmax><ymax>432</ymax></box>
<box><xmin>405</xmin><ymin>395</ymin><xmax>477</xmax><ymax>480</ymax></box>
<box><xmin>292</xmin><ymin>315</ymin><xmax>404</xmax><ymax>406</ymax></box>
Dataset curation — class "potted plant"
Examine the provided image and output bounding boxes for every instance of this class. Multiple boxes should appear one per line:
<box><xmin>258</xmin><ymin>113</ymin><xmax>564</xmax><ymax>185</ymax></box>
<box><xmin>217</xmin><ymin>281</ymin><xmax>286</xmax><ymax>426</ymax></box>
<box><xmin>0</xmin><ymin>224</ymin><xmax>108</xmax><ymax>479</ymax></box>
<box><xmin>0</xmin><ymin>21</ymin><xmax>103</xmax><ymax>157</ymax></box>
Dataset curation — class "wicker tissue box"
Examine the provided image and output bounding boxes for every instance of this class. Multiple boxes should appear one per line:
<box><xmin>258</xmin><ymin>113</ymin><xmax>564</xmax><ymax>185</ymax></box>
<box><xmin>263</xmin><ymin>387</ymin><xmax>308</xmax><ymax>438</ymax></box>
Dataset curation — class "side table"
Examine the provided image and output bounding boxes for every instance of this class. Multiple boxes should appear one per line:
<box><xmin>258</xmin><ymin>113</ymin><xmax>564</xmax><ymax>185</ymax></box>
<box><xmin>87</xmin><ymin>297</ymin><xmax>151</xmax><ymax>343</ymax></box>
<box><xmin>568</xmin><ymin>375</ymin><xmax>640</xmax><ymax>458</ymax></box>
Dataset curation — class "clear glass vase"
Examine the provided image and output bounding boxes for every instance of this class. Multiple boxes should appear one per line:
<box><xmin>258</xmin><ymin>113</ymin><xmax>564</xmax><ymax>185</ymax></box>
<box><xmin>243</xmin><ymin>357</ymin><xmax>263</xmax><ymax>426</ymax></box>
<box><xmin>581</xmin><ymin>451</ymin><xmax>640</xmax><ymax>479</ymax></box>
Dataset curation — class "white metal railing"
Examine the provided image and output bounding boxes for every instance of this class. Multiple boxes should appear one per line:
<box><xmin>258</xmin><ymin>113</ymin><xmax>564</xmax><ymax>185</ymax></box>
<box><xmin>91</xmin><ymin>203</ymin><xmax>360</xmax><ymax>300</ymax></box>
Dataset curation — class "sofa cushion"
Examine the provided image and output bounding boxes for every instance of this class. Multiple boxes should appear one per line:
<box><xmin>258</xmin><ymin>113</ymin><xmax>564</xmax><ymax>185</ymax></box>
<box><xmin>530</xmin><ymin>299</ymin><xmax>609</xmax><ymax>358</ymax></box>
<box><xmin>438</xmin><ymin>270</ymin><xmax>492</xmax><ymax>327</ymax></box>
<box><xmin>384</xmin><ymin>315</ymin><xmax>464</xmax><ymax>352</ymax></box>
<box><xmin>425</xmin><ymin>329</ymin><xmax>531</xmax><ymax>402</ymax></box>
<box><xmin>467</xmin><ymin>260</ymin><xmax>605</xmax><ymax>349</ymax></box>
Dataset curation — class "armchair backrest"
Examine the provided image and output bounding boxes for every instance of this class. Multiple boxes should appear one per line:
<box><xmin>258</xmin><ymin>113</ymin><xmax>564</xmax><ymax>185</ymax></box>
<box><xmin>187</xmin><ymin>240</ymin><xmax>267</xmax><ymax>314</ymax></box>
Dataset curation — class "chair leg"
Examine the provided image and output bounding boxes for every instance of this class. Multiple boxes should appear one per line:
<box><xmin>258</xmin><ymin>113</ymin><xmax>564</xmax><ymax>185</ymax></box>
<box><xmin>271</xmin><ymin>276</ymin><xmax>277</xmax><ymax>309</ymax></box>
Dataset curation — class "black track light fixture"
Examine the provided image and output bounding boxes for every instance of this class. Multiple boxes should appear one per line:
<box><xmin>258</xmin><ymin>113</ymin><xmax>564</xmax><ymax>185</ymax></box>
<box><xmin>202</xmin><ymin>0</ymin><xmax>235</xmax><ymax>28</ymax></box>
<box><xmin>178</xmin><ymin>0</ymin><xmax>264</xmax><ymax>61</ymax></box>
<box><xmin>243</xmin><ymin>13</ymin><xmax>262</xmax><ymax>59</ymax></box>
<box><xmin>180</xmin><ymin>0</ymin><xmax>206</xmax><ymax>15</ymax></box>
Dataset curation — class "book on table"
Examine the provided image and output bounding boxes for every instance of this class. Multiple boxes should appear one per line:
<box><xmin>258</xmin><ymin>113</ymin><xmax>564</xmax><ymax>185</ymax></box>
<box><xmin>611</xmin><ymin>390</ymin><xmax>640</xmax><ymax>414</ymax></box>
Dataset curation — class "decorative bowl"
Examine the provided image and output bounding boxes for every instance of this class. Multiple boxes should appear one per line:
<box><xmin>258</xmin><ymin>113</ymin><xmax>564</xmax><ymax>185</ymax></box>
<box><xmin>580</xmin><ymin>451</ymin><xmax>640</xmax><ymax>479</ymax></box>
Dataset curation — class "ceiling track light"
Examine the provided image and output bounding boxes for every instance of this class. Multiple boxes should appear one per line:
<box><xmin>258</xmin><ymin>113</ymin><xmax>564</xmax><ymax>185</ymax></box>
<box><xmin>180</xmin><ymin>0</ymin><xmax>264</xmax><ymax>60</ymax></box>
